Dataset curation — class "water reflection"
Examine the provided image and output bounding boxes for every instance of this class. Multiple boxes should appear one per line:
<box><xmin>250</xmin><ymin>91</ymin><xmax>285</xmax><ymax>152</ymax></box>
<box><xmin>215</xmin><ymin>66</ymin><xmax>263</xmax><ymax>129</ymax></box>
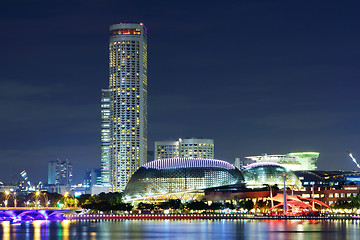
<box><xmin>1</xmin><ymin>221</ymin><xmax>10</xmax><ymax>240</ymax></box>
<box><xmin>0</xmin><ymin>219</ymin><xmax>360</xmax><ymax>239</ymax></box>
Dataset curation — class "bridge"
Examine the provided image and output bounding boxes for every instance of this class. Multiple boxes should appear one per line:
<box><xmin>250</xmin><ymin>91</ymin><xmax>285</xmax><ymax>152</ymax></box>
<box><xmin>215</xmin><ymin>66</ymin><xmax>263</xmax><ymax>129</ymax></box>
<box><xmin>0</xmin><ymin>207</ymin><xmax>81</xmax><ymax>222</ymax></box>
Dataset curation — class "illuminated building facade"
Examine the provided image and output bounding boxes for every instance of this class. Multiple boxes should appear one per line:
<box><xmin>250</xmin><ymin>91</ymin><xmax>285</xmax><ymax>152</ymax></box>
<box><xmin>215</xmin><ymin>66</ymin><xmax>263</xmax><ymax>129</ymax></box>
<box><xmin>155</xmin><ymin>140</ymin><xmax>179</xmax><ymax>160</ymax></box>
<box><xmin>101</xmin><ymin>89</ymin><xmax>111</xmax><ymax>186</ymax></box>
<box><xmin>244</xmin><ymin>152</ymin><xmax>319</xmax><ymax>171</ymax></box>
<box><xmin>241</xmin><ymin>162</ymin><xmax>302</xmax><ymax>189</ymax></box>
<box><xmin>124</xmin><ymin>158</ymin><xmax>244</xmax><ymax>199</ymax></box>
<box><xmin>108</xmin><ymin>23</ymin><xmax>148</xmax><ymax>192</ymax></box>
<box><xmin>155</xmin><ymin>138</ymin><xmax>214</xmax><ymax>160</ymax></box>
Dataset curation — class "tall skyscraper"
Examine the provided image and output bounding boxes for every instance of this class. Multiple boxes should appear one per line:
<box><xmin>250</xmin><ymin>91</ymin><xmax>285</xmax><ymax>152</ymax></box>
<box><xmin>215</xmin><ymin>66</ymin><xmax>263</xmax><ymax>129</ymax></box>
<box><xmin>47</xmin><ymin>158</ymin><xmax>73</xmax><ymax>186</ymax></box>
<box><xmin>108</xmin><ymin>23</ymin><xmax>148</xmax><ymax>192</ymax></box>
<box><xmin>100</xmin><ymin>89</ymin><xmax>111</xmax><ymax>186</ymax></box>
<box><xmin>155</xmin><ymin>138</ymin><xmax>214</xmax><ymax>160</ymax></box>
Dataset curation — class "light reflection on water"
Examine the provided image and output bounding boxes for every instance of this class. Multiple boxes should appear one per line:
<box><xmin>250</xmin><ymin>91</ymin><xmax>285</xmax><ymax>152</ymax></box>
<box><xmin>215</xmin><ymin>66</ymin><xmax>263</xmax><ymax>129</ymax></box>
<box><xmin>0</xmin><ymin>219</ymin><xmax>360</xmax><ymax>240</ymax></box>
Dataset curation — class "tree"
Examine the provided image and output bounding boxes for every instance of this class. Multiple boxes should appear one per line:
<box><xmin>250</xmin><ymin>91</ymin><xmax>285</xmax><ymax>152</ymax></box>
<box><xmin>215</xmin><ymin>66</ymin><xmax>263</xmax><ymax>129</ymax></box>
<box><xmin>186</xmin><ymin>200</ymin><xmax>208</xmax><ymax>211</ymax></box>
<box><xmin>233</xmin><ymin>196</ymin><xmax>241</xmax><ymax>209</ymax></box>
<box><xmin>209</xmin><ymin>202</ymin><xmax>223</xmax><ymax>212</ymax></box>
<box><xmin>77</xmin><ymin>194</ymin><xmax>94</xmax><ymax>206</ymax></box>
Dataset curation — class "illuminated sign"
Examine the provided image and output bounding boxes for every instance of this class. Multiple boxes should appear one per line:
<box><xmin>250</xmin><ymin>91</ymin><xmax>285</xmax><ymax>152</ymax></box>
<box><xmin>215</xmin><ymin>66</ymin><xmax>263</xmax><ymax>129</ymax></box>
<box><xmin>111</xmin><ymin>28</ymin><xmax>141</xmax><ymax>35</ymax></box>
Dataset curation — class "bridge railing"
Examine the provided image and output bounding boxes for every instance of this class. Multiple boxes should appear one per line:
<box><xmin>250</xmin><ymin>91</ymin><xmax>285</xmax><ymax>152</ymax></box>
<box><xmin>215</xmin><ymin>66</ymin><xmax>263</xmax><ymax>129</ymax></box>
<box><xmin>0</xmin><ymin>207</ymin><xmax>81</xmax><ymax>210</ymax></box>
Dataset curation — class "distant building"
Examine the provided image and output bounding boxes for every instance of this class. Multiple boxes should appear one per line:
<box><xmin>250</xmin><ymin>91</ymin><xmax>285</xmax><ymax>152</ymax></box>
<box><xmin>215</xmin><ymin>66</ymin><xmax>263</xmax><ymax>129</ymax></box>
<box><xmin>234</xmin><ymin>157</ymin><xmax>254</xmax><ymax>170</ymax></box>
<box><xmin>100</xmin><ymin>89</ymin><xmax>111</xmax><ymax>186</ymax></box>
<box><xmin>155</xmin><ymin>138</ymin><xmax>214</xmax><ymax>160</ymax></box>
<box><xmin>48</xmin><ymin>160</ymin><xmax>58</xmax><ymax>185</ymax></box>
<box><xmin>84</xmin><ymin>168</ymin><xmax>102</xmax><ymax>189</ymax></box>
<box><xmin>155</xmin><ymin>140</ymin><xmax>179</xmax><ymax>160</ymax></box>
<box><xmin>47</xmin><ymin>158</ymin><xmax>73</xmax><ymax>186</ymax></box>
<box><xmin>147</xmin><ymin>150</ymin><xmax>154</xmax><ymax>163</ymax></box>
<box><xmin>244</xmin><ymin>152</ymin><xmax>319</xmax><ymax>171</ymax></box>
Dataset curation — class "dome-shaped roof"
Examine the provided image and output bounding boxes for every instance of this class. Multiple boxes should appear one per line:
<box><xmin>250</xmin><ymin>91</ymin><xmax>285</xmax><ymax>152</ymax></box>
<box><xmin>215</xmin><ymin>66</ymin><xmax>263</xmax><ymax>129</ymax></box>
<box><xmin>124</xmin><ymin>158</ymin><xmax>244</xmax><ymax>199</ymax></box>
<box><xmin>242</xmin><ymin>162</ymin><xmax>302</xmax><ymax>188</ymax></box>
<box><xmin>142</xmin><ymin>158</ymin><xmax>236</xmax><ymax>170</ymax></box>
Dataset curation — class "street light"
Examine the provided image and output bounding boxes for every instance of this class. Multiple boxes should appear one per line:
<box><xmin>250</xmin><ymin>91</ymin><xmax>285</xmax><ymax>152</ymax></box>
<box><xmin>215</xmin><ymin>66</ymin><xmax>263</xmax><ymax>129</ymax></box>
<box><xmin>283</xmin><ymin>173</ymin><xmax>287</xmax><ymax>216</ymax></box>
<box><xmin>13</xmin><ymin>192</ymin><xmax>17</xmax><ymax>208</ymax></box>
<box><xmin>64</xmin><ymin>192</ymin><xmax>69</xmax><ymax>208</ymax></box>
<box><xmin>35</xmin><ymin>191</ymin><xmax>41</xmax><ymax>207</ymax></box>
<box><xmin>4</xmin><ymin>191</ymin><xmax>10</xmax><ymax>207</ymax></box>
<box><xmin>4</xmin><ymin>191</ymin><xmax>16</xmax><ymax>208</ymax></box>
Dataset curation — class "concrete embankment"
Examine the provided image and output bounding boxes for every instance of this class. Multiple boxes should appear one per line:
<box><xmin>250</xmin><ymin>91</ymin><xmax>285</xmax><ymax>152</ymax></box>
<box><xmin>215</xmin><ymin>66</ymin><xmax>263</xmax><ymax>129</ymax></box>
<box><xmin>64</xmin><ymin>214</ymin><xmax>360</xmax><ymax>221</ymax></box>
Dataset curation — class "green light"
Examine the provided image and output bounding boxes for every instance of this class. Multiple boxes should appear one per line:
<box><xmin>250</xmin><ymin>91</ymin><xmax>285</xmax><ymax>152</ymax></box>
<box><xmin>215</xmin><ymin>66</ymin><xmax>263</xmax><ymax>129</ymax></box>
<box><xmin>287</xmin><ymin>152</ymin><xmax>319</xmax><ymax>158</ymax></box>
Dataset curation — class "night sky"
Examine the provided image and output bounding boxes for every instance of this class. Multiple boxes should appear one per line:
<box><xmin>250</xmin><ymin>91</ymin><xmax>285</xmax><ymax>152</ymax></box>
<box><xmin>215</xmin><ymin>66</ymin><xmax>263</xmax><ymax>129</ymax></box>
<box><xmin>1</xmin><ymin>0</ymin><xmax>360</xmax><ymax>184</ymax></box>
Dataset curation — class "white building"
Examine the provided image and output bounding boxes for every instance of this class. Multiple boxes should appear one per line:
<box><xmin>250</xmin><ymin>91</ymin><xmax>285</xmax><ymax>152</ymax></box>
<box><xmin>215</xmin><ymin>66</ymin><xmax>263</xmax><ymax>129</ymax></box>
<box><xmin>155</xmin><ymin>140</ymin><xmax>180</xmax><ymax>160</ymax></box>
<box><xmin>108</xmin><ymin>23</ymin><xmax>148</xmax><ymax>192</ymax></box>
<box><xmin>155</xmin><ymin>138</ymin><xmax>214</xmax><ymax>160</ymax></box>
<box><xmin>244</xmin><ymin>152</ymin><xmax>319</xmax><ymax>171</ymax></box>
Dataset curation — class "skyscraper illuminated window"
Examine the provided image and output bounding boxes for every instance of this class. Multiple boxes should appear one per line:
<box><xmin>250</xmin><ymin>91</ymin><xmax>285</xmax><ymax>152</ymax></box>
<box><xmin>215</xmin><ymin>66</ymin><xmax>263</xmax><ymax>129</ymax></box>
<box><xmin>101</xmin><ymin>89</ymin><xmax>111</xmax><ymax>186</ymax></box>
<box><xmin>108</xmin><ymin>23</ymin><xmax>147</xmax><ymax>192</ymax></box>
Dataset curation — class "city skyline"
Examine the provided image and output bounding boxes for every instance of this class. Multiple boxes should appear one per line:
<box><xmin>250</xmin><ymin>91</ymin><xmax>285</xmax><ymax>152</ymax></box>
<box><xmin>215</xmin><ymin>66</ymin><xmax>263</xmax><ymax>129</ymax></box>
<box><xmin>1</xmin><ymin>1</ymin><xmax>360</xmax><ymax>183</ymax></box>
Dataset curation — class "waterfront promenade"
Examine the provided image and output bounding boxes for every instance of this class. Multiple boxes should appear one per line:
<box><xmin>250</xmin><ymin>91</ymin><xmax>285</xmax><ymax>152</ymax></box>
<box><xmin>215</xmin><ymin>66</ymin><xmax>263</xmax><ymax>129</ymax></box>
<box><xmin>63</xmin><ymin>213</ymin><xmax>360</xmax><ymax>221</ymax></box>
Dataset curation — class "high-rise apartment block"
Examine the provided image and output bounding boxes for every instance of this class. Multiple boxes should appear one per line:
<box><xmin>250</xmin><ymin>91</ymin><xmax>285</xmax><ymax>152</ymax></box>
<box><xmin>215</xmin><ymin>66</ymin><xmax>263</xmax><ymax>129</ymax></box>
<box><xmin>155</xmin><ymin>140</ymin><xmax>179</xmax><ymax>160</ymax></box>
<box><xmin>101</xmin><ymin>89</ymin><xmax>111</xmax><ymax>186</ymax></box>
<box><xmin>108</xmin><ymin>23</ymin><xmax>148</xmax><ymax>192</ymax></box>
<box><xmin>155</xmin><ymin>138</ymin><xmax>214</xmax><ymax>160</ymax></box>
<box><xmin>47</xmin><ymin>158</ymin><xmax>73</xmax><ymax>186</ymax></box>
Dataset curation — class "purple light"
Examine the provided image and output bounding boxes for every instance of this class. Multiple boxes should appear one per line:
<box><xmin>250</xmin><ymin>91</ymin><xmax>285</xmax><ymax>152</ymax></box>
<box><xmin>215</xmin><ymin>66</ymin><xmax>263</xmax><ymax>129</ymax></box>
<box><xmin>0</xmin><ymin>210</ymin><xmax>66</xmax><ymax>221</ymax></box>
<box><xmin>142</xmin><ymin>158</ymin><xmax>235</xmax><ymax>170</ymax></box>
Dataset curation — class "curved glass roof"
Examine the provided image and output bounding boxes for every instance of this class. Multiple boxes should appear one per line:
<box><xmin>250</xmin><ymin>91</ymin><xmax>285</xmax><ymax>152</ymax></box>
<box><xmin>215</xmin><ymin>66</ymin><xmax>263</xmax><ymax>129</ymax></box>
<box><xmin>242</xmin><ymin>162</ymin><xmax>302</xmax><ymax>189</ymax></box>
<box><xmin>143</xmin><ymin>158</ymin><xmax>236</xmax><ymax>170</ymax></box>
<box><xmin>124</xmin><ymin>158</ymin><xmax>244</xmax><ymax>199</ymax></box>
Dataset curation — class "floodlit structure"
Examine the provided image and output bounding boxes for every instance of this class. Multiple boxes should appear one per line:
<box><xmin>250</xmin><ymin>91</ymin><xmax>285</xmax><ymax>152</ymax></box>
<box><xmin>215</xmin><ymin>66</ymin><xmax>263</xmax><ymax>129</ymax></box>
<box><xmin>108</xmin><ymin>23</ymin><xmax>148</xmax><ymax>192</ymax></box>
<box><xmin>155</xmin><ymin>138</ymin><xmax>214</xmax><ymax>160</ymax></box>
<box><xmin>124</xmin><ymin>158</ymin><xmax>244</xmax><ymax>201</ymax></box>
<box><xmin>244</xmin><ymin>152</ymin><xmax>319</xmax><ymax>171</ymax></box>
<box><xmin>242</xmin><ymin>162</ymin><xmax>302</xmax><ymax>189</ymax></box>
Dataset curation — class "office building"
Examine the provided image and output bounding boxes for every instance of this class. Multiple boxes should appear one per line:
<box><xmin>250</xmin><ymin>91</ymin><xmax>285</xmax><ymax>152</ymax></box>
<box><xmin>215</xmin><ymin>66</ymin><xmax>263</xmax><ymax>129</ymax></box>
<box><xmin>108</xmin><ymin>23</ymin><xmax>148</xmax><ymax>192</ymax></box>
<box><xmin>234</xmin><ymin>157</ymin><xmax>254</xmax><ymax>170</ymax></box>
<box><xmin>47</xmin><ymin>158</ymin><xmax>73</xmax><ymax>186</ymax></box>
<box><xmin>155</xmin><ymin>138</ymin><xmax>214</xmax><ymax>160</ymax></box>
<box><xmin>155</xmin><ymin>140</ymin><xmax>179</xmax><ymax>160</ymax></box>
<box><xmin>84</xmin><ymin>168</ymin><xmax>102</xmax><ymax>189</ymax></box>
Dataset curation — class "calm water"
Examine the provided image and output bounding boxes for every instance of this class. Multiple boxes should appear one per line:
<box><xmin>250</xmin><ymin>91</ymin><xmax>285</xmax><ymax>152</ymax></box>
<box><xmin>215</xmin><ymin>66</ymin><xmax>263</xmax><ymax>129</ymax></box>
<box><xmin>1</xmin><ymin>219</ymin><xmax>360</xmax><ymax>240</ymax></box>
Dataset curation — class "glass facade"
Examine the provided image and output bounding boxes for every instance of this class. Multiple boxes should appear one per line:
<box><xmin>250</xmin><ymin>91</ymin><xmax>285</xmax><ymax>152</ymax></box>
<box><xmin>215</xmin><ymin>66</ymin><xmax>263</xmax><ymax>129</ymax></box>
<box><xmin>124</xmin><ymin>158</ymin><xmax>244</xmax><ymax>199</ymax></box>
<box><xmin>242</xmin><ymin>162</ymin><xmax>302</xmax><ymax>189</ymax></box>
